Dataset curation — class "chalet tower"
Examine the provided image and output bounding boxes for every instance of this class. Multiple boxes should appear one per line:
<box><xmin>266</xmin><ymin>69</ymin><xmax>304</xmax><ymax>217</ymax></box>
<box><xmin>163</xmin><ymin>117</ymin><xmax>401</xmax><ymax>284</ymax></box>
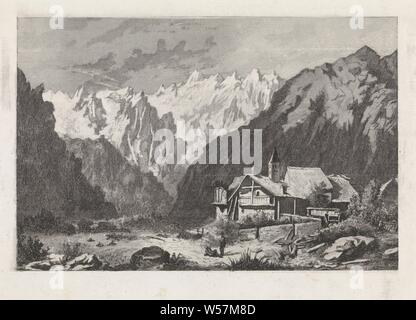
<box><xmin>268</xmin><ymin>148</ymin><xmax>286</xmax><ymax>182</ymax></box>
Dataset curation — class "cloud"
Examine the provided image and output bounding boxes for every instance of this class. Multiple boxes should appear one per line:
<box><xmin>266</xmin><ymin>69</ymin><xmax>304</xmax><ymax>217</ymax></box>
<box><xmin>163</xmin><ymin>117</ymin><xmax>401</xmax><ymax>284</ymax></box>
<box><xmin>118</xmin><ymin>37</ymin><xmax>216</xmax><ymax>75</ymax></box>
<box><xmin>67</xmin><ymin>36</ymin><xmax>218</xmax><ymax>90</ymax></box>
<box><xmin>70</xmin><ymin>52</ymin><xmax>117</xmax><ymax>73</ymax></box>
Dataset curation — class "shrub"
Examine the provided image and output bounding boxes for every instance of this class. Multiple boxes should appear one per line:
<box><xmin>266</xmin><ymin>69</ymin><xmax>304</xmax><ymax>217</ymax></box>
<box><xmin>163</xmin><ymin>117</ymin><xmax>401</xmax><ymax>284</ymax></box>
<box><xmin>17</xmin><ymin>235</ymin><xmax>49</xmax><ymax>266</ymax></box>
<box><xmin>239</xmin><ymin>215</ymin><xmax>254</xmax><ymax>226</ymax></box>
<box><xmin>213</xmin><ymin>219</ymin><xmax>239</xmax><ymax>242</ymax></box>
<box><xmin>19</xmin><ymin>209</ymin><xmax>77</xmax><ymax>235</ymax></box>
<box><xmin>162</xmin><ymin>253</ymin><xmax>198</xmax><ymax>270</ymax></box>
<box><xmin>93</xmin><ymin>221</ymin><xmax>118</xmax><ymax>233</ymax></box>
<box><xmin>61</xmin><ymin>241</ymin><xmax>83</xmax><ymax>262</ymax></box>
<box><xmin>227</xmin><ymin>250</ymin><xmax>289</xmax><ymax>270</ymax></box>
<box><xmin>316</xmin><ymin>217</ymin><xmax>375</xmax><ymax>243</ymax></box>
<box><xmin>21</xmin><ymin>209</ymin><xmax>59</xmax><ymax>233</ymax></box>
<box><xmin>58</xmin><ymin>222</ymin><xmax>77</xmax><ymax>235</ymax></box>
<box><xmin>346</xmin><ymin>180</ymin><xmax>398</xmax><ymax>233</ymax></box>
<box><xmin>308</xmin><ymin>182</ymin><xmax>331</xmax><ymax>207</ymax></box>
<box><xmin>78</xmin><ymin>218</ymin><xmax>94</xmax><ymax>232</ymax></box>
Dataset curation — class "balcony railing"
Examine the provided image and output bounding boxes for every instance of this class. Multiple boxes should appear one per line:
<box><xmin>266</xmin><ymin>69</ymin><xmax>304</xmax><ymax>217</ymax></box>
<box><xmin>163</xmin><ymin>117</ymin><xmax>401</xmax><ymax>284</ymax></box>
<box><xmin>239</xmin><ymin>197</ymin><xmax>272</xmax><ymax>205</ymax></box>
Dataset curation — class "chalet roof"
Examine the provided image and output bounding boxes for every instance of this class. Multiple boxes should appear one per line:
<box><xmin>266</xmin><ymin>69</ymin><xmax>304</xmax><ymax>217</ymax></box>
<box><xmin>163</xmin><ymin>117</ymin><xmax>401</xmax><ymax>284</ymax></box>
<box><xmin>228</xmin><ymin>176</ymin><xmax>245</xmax><ymax>190</ymax></box>
<box><xmin>250</xmin><ymin>175</ymin><xmax>288</xmax><ymax>197</ymax></box>
<box><xmin>228</xmin><ymin>174</ymin><xmax>290</xmax><ymax>201</ymax></box>
<box><xmin>327</xmin><ymin>174</ymin><xmax>358</xmax><ymax>203</ymax></box>
<box><xmin>284</xmin><ymin>166</ymin><xmax>332</xmax><ymax>199</ymax></box>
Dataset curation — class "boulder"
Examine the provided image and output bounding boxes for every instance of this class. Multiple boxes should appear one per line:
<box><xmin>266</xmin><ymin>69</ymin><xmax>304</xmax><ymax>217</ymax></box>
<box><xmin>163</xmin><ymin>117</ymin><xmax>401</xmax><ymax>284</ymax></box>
<box><xmin>323</xmin><ymin>236</ymin><xmax>375</xmax><ymax>261</ymax></box>
<box><xmin>66</xmin><ymin>253</ymin><xmax>103</xmax><ymax>271</ymax></box>
<box><xmin>306</xmin><ymin>243</ymin><xmax>326</xmax><ymax>253</ymax></box>
<box><xmin>383</xmin><ymin>247</ymin><xmax>398</xmax><ymax>259</ymax></box>
<box><xmin>47</xmin><ymin>254</ymin><xmax>65</xmax><ymax>265</ymax></box>
<box><xmin>313</xmin><ymin>261</ymin><xmax>338</xmax><ymax>269</ymax></box>
<box><xmin>24</xmin><ymin>260</ymin><xmax>51</xmax><ymax>271</ymax></box>
<box><xmin>24</xmin><ymin>253</ymin><xmax>102</xmax><ymax>271</ymax></box>
<box><xmin>130</xmin><ymin>246</ymin><xmax>170</xmax><ymax>269</ymax></box>
<box><xmin>50</xmin><ymin>265</ymin><xmax>65</xmax><ymax>271</ymax></box>
<box><xmin>341</xmin><ymin>259</ymin><xmax>370</xmax><ymax>265</ymax></box>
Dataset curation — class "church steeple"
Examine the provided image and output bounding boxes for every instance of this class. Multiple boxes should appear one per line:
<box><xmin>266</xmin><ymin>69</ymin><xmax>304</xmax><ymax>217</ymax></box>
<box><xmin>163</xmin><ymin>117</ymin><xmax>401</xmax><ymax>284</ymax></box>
<box><xmin>269</xmin><ymin>148</ymin><xmax>280</xmax><ymax>164</ymax></box>
<box><xmin>268</xmin><ymin>148</ymin><xmax>285</xmax><ymax>182</ymax></box>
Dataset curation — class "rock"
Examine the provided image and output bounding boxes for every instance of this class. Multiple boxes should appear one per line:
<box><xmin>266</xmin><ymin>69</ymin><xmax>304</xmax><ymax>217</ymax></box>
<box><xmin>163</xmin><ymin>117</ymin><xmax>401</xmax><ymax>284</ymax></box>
<box><xmin>204</xmin><ymin>247</ymin><xmax>220</xmax><ymax>257</ymax></box>
<box><xmin>70</xmin><ymin>264</ymin><xmax>98</xmax><ymax>271</ymax></box>
<box><xmin>25</xmin><ymin>260</ymin><xmax>51</xmax><ymax>271</ymax></box>
<box><xmin>313</xmin><ymin>261</ymin><xmax>338</xmax><ymax>269</ymax></box>
<box><xmin>130</xmin><ymin>246</ymin><xmax>170</xmax><ymax>269</ymax></box>
<box><xmin>66</xmin><ymin>253</ymin><xmax>103</xmax><ymax>271</ymax></box>
<box><xmin>323</xmin><ymin>250</ymin><xmax>344</xmax><ymax>261</ymax></box>
<box><xmin>323</xmin><ymin>236</ymin><xmax>375</xmax><ymax>261</ymax></box>
<box><xmin>306</xmin><ymin>243</ymin><xmax>326</xmax><ymax>253</ymax></box>
<box><xmin>341</xmin><ymin>259</ymin><xmax>370</xmax><ymax>265</ymax></box>
<box><xmin>383</xmin><ymin>247</ymin><xmax>398</xmax><ymax>258</ymax></box>
<box><xmin>50</xmin><ymin>265</ymin><xmax>65</xmax><ymax>271</ymax></box>
<box><xmin>47</xmin><ymin>254</ymin><xmax>65</xmax><ymax>265</ymax></box>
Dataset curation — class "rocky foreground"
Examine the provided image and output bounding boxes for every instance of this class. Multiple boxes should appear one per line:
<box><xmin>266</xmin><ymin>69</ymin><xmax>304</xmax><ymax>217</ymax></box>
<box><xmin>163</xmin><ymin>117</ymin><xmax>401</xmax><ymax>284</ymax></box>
<box><xmin>20</xmin><ymin>225</ymin><xmax>398</xmax><ymax>271</ymax></box>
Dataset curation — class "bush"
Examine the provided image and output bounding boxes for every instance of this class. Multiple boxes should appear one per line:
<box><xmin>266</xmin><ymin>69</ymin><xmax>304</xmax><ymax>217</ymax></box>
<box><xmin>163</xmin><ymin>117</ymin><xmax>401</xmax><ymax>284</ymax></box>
<box><xmin>78</xmin><ymin>218</ymin><xmax>94</xmax><ymax>232</ymax></box>
<box><xmin>20</xmin><ymin>209</ymin><xmax>59</xmax><ymax>233</ymax></box>
<box><xmin>308</xmin><ymin>182</ymin><xmax>331</xmax><ymax>207</ymax></box>
<box><xmin>58</xmin><ymin>222</ymin><xmax>77</xmax><ymax>235</ymax></box>
<box><xmin>316</xmin><ymin>217</ymin><xmax>375</xmax><ymax>243</ymax></box>
<box><xmin>227</xmin><ymin>250</ymin><xmax>289</xmax><ymax>270</ymax></box>
<box><xmin>162</xmin><ymin>253</ymin><xmax>198</xmax><ymax>270</ymax></box>
<box><xmin>19</xmin><ymin>209</ymin><xmax>77</xmax><ymax>235</ymax></box>
<box><xmin>17</xmin><ymin>235</ymin><xmax>49</xmax><ymax>266</ymax></box>
<box><xmin>61</xmin><ymin>241</ymin><xmax>83</xmax><ymax>262</ymax></box>
<box><xmin>213</xmin><ymin>219</ymin><xmax>239</xmax><ymax>242</ymax></box>
<box><xmin>346</xmin><ymin>181</ymin><xmax>398</xmax><ymax>233</ymax></box>
<box><xmin>93</xmin><ymin>221</ymin><xmax>118</xmax><ymax>233</ymax></box>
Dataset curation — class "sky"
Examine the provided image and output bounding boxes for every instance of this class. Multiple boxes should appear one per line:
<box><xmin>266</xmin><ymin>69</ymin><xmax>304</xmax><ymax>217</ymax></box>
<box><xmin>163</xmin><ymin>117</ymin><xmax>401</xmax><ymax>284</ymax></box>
<box><xmin>17</xmin><ymin>17</ymin><xmax>397</xmax><ymax>94</ymax></box>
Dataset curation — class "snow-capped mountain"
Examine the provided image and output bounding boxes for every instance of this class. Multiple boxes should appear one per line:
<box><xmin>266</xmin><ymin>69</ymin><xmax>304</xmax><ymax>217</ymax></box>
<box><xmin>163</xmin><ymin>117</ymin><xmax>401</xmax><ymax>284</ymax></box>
<box><xmin>147</xmin><ymin>69</ymin><xmax>283</xmax><ymax>133</ymax></box>
<box><xmin>43</xmin><ymin>69</ymin><xmax>284</xmax><ymax>197</ymax></box>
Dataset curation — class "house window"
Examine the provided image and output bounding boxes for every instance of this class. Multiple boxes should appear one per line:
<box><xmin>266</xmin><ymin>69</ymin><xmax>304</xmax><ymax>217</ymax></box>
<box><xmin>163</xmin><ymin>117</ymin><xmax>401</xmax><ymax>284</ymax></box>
<box><xmin>256</xmin><ymin>190</ymin><xmax>260</xmax><ymax>196</ymax></box>
<box><xmin>283</xmin><ymin>186</ymin><xmax>288</xmax><ymax>194</ymax></box>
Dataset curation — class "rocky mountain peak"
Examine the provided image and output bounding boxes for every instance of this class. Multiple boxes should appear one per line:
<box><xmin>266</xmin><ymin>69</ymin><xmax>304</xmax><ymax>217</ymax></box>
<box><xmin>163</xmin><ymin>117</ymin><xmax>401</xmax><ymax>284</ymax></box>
<box><xmin>186</xmin><ymin>70</ymin><xmax>204</xmax><ymax>85</ymax></box>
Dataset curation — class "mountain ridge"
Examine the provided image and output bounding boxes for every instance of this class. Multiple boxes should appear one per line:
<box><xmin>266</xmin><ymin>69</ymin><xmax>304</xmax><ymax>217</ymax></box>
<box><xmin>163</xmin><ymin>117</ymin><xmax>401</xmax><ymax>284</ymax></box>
<box><xmin>16</xmin><ymin>68</ymin><xmax>118</xmax><ymax>221</ymax></box>
<box><xmin>171</xmin><ymin>46</ymin><xmax>398</xmax><ymax>223</ymax></box>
